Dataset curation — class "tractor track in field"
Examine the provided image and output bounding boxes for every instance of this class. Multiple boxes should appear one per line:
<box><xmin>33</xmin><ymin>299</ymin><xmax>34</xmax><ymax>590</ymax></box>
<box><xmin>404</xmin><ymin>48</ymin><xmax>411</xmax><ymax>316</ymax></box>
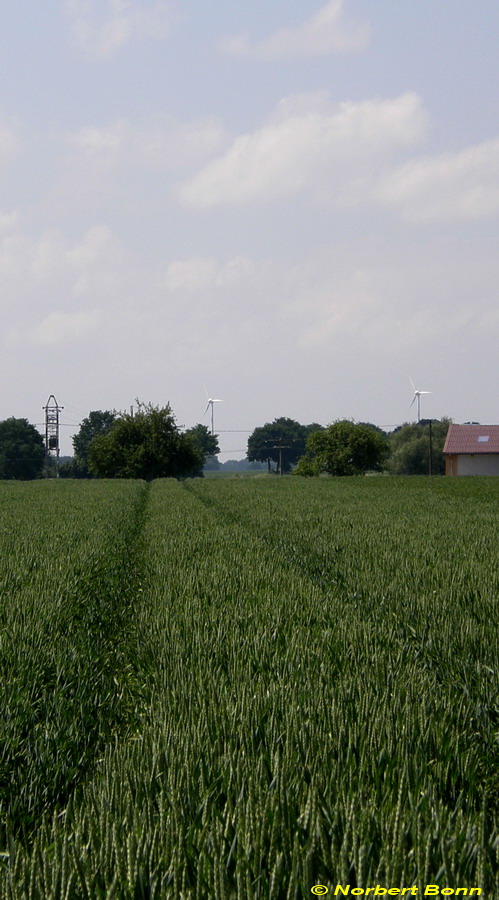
<box><xmin>1</xmin><ymin>481</ymin><xmax>154</xmax><ymax>846</ymax></box>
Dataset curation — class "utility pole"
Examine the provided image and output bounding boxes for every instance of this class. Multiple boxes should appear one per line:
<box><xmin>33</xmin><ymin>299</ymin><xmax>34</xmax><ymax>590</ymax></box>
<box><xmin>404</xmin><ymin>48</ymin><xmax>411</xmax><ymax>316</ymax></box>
<box><xmin>265</xmin><ymin>438</ymin><xmax>292</xmax><ymax>476</ymax></box>
<box><xmin>43</xmin><ymin>395</ymin><xmax>63</xmax><ymax>477</ymax></box>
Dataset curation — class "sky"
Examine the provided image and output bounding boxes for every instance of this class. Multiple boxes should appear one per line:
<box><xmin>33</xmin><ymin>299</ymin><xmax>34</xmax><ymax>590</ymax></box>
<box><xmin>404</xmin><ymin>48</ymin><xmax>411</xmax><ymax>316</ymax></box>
<box><xmin>1</xmin><ymin>1</ymin><xmax>498</xmax><ymax>458</ymax></box>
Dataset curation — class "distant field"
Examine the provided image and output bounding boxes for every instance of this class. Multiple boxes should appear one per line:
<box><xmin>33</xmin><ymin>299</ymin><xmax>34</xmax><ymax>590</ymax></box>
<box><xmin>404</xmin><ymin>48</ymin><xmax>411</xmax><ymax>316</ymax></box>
<box><xmin>0</xmin><ymin>477</ymin><xmax>498</xmax><ymax>898</ymax></box>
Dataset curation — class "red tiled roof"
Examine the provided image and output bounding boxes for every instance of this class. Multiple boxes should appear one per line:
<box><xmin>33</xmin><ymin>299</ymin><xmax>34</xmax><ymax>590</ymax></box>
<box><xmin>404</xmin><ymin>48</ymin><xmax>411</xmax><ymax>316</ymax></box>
<box><xmin>443</xmin><ymin>424</ymin><xmax>499</xmax><ymax>455</ymax></box>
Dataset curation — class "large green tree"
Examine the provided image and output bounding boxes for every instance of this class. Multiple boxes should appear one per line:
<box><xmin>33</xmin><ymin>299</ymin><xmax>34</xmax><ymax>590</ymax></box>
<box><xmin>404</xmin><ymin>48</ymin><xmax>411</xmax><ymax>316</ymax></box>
<box><xmin>184</xmin><ymin>424</ymin><xmax>220</xmax><ymax>461</ymax></box>
<box><xmin>294</xmin><ymin>419</ymin><xmax>389</xmax><ymax>477</ymax></box>
<box><xmin>247</xmin><ymin>418</ymin><xmax>323</xmax><ymax>473</ymax></box>
<box><xmin>0</xmin><ymin>418</ymin><xmax>45</xmax><ymax>480</ymax></box>
<box><xmin>387</xmin><ymin>418</ymin><xmax>451</xmax><ymax>475</ymax></box>
<box><xmin>72</xmin><ymin>409</ymin><xmax>117</xmax><ymax>476</ymax></box>
<box><xmin>88</xmin><ymin>402</ymin><xmax>203</xmax><ymax>481</ymax></box>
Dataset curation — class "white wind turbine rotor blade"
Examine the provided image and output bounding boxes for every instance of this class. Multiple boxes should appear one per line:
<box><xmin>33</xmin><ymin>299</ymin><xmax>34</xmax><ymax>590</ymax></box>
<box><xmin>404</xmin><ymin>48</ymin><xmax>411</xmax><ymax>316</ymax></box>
<box><xmin>204</xmin><ymin>401</ymin><xmax>211</xmax><ymax>415</ymax></box>
<box><xmin>409</xmin><ymin>376</ymin><xmax>416</xmax><ymax>392</ymax></box>
<box><xmin>410</xmin><ymin>394</ymin><xmax>417</xmax><ymax>408</ymax></box>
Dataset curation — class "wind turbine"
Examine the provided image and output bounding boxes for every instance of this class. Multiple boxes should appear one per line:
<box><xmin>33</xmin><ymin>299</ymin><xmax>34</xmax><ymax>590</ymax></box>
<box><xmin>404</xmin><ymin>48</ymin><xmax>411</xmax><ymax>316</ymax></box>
<box><xmin>409</xmin><ymin>377</ymin><xmax>432</xmax><ymax>423</ymax></box>
<box><xmin>204</xmin><ymin>390</ymin><xmax>223</xmax><ymax>435</ymax></box>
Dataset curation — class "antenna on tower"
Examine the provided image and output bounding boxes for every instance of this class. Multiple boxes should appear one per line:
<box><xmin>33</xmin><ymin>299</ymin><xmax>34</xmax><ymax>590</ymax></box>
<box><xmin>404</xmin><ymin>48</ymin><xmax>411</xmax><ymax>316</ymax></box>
<box><xmin>43</xmin><ymin>395</ymin><xmax>64</xmax><ymax>476</ymax></box>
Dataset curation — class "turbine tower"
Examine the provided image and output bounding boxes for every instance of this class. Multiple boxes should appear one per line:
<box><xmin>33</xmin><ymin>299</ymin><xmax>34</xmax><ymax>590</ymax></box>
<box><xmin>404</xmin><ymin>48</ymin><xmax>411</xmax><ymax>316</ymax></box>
<box><xmin>409</xmin><ymin>378</ymin><xmax>432</xmax><ymax>424</ymax></box>
<box><xmin>204</xmin><ymin>395</ymin><xmax>222</xmax><ymax>436</ymax></box>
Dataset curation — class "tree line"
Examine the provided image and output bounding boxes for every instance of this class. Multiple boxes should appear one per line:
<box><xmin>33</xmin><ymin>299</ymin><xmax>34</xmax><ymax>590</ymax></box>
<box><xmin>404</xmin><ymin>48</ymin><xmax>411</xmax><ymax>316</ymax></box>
<box><xmin>246</xmin><ymin>416</ymin><xmax>450</xmax><ymax>476</ymax></box>
<box><xmin>0</xmin><ymin>404</ymin><xmax>451</xmax><ymax>481</ymax></box>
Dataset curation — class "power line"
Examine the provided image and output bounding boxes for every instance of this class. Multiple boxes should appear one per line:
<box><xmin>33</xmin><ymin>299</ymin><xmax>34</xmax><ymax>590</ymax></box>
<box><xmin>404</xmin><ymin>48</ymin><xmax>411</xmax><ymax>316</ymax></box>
<box><xmin>34</xmin><ymin>422</ymin><xmax>78</xmax><ymax>428</ymax></box>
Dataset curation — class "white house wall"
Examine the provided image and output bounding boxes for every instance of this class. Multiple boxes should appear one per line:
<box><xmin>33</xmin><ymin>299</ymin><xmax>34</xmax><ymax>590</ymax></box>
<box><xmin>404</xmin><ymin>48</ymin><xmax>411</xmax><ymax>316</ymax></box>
<box><xmin>456</xmin><ymin>455</ymin><xmax>499</xmax><ymax>475</ymax></box>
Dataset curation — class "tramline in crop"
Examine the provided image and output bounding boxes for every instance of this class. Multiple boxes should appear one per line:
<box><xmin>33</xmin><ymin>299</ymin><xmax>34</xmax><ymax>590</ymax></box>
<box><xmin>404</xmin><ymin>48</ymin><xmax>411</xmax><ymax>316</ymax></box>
<box><xmin>0</xmin><ymin>476</ymin><xmax>497</xmax><ymax>897</ymax></box>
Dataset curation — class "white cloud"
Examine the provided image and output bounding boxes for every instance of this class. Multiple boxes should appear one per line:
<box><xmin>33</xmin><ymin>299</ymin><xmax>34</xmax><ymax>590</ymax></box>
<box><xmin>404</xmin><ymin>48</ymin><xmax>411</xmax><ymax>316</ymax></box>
<box><xmin>179</xmin><ymin>92</ymin><xmax>428</xmax><ymax>208</ymax></box>
<box><xmin>372</xmin><ymin>137</ymin><xmax>499</xmax><ymax>223</ymax></box>
<box><xmin>165</xmin><ymin>257</ymin><xmax>219</xmax><ymax>293</ymax></box>
<box><xmin>177</xmin><ymin>93</ymin><xmax>499</xmax><ymax>226</ymax></box>
<box><xmin>55</xmin><ymin>116</ymin><xmax>228</xmax><ymax>217</ymax></box>
<box><xmin>64</xmin><ymin>0</ymin><xmax>174</xmax><ymax>59</ymax></box>
<box><xmin>66</xmin><ymin>121</ymin><xmax>128</xmax><ymax>170</ymax></box>
<box><xmin>137</xmin><ymin>119</ymin><xmax>229</xmax><ymax>170</ymax></box>
<box><xmin>0</xmin><ymin>224</ymin><xmax>134</xmax><ymax>350</ymax></box>
<box><xmin>165</xmin><ymin>256</ymin><xmax>254</xmax><ymax>292</ymax></box>
<box><xmin>0</xmin><ymin>211</ymin><xmax>20</xmax><ymax>234</ymax></box>
<box><xmin>65</xmin><ymin>116</ymin><xmax>228</xmax><ymax>175</ymax></box>
<box><xmin>154</xmin><ymin>241</ymin><xmax>499</xmax><ymax>411</ymax></box>
<box><xmin>285</xmin><ymin>237</ymin><xmax>499</xmax><ymax>355</ymax></box>
<box><xmin>66</xmin><ymin>225</ymin><xmax>117</xmax><ymax>267</ymax></box>
<box><xmin>27</xmin><ymin>226</ymin><xmax>118</xmax><ymax>286</ymax></box>
<box><xmin>2</xmin><ymin>221</ymin><xmax>498</xmax><ymax>439</ymax></box>
<box><xmin>31</xmin><ymin>230</ymin><xmax>69</xmax><ymax>281</ymax></box>
<box><xmin>219</xmin><ymin>0</ymin><xmax>370</xmax><ymax>60</ymax></box>
<box><xmin>32</xmin><ymin>309</ymin><xmax>101</xmax><ymax>346</ymax></box>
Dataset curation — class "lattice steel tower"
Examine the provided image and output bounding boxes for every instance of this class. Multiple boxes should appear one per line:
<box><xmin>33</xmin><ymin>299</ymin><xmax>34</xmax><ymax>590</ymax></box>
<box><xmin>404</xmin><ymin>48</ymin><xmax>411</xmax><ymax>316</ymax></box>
<box><xmin>43</xmin><ymin>395</ymin><xmax>64</xmax><ymax>475</ymax></box>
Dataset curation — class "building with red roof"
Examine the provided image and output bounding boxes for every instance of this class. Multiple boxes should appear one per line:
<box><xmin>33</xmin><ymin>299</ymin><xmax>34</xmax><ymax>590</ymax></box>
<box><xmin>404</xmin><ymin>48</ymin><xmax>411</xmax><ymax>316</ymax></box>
<box><xmin>443</xmin><ymin>424</ymin><xmax>499</xmax><ymax>475</ymax></box>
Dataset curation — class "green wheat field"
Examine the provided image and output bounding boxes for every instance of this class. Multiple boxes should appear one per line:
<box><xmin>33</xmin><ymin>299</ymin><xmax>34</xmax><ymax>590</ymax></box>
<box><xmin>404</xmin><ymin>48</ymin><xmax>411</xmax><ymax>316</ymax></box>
<box><xmin>0</xmin><ymin>477</ymin><xmax>498</xmax><ymax>898</ymax></box>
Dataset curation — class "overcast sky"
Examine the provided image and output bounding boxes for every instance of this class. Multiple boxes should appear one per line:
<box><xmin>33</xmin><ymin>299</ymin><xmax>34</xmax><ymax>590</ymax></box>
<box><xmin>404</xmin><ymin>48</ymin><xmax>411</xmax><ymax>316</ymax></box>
<box><xmin>1</xmin><ymin>1</ymin><xmax>498</xmax><ymax>457</ymax></box>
